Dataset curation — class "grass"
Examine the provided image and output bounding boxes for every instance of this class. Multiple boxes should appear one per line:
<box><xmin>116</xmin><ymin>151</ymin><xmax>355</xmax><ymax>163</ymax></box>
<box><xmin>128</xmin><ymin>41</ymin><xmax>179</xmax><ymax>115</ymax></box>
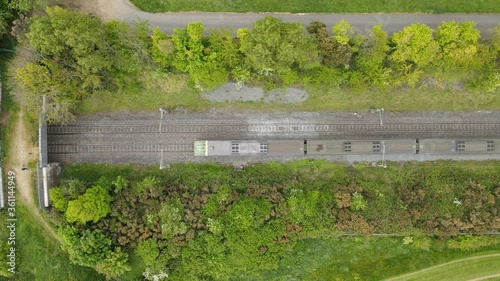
<box><xmin>77</xmin><ymin>78</ymin><xmax>500</xmax><ymax>115</ymax></box>
<box><xmin>76</xmin><ymin>71</ymin><xmax>210</xmax><ymax>114</ymax></box>
<box><xmin>0</xmin><ymin>39</ymin><xmax>18</xmax><ymax>163</ymax></box>
<box><xmin>387</xmin><ymin>253</ymin><xmax>500</xmax><ymax>281</ymax></box>
<box><xmin>129</xmin><ymin>0</ymin><xmax>500</xmax><ymax>13</ymax></box>
<box><xmin>0</xmin><ymin>204</ymin><xmax>103</xmax><ymax>281</ymax></box>
<box><xmin>251</xmin><ymin>237</ymin><xmax>500</xmax><ymax>281</ymax></box>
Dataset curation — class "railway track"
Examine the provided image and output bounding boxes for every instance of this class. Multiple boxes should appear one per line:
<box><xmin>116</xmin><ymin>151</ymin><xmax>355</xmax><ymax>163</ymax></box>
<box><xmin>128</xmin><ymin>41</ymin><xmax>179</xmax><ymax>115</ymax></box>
<box><xmin>47</xmin><ymin>122</ymin><xmax>500</xmax><ymax>135</ymax></box>
<box><xmin>47</xmin><ymin>144</ymin><xmax>193</xmax><ymax>154</ymax></box>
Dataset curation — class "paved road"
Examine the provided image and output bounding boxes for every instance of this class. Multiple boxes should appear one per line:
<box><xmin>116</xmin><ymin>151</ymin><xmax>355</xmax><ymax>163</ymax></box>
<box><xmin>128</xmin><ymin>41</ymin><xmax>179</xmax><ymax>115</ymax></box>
<box><xmin>93</xmin><ymin>0</ymin><xmax>500</xmax><ymax>36</ymax></box>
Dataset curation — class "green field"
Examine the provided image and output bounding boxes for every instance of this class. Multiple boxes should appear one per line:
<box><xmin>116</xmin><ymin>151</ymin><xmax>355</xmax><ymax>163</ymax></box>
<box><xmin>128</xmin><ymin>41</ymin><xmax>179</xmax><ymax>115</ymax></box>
<box><xmin>387</xmin><ymin>253</ymin><xmax>500</xmax><ymax>281</ymax></box>
<box><xmin>129</xmin><ymin>0</ymin><xmax>500</xmax><ymax>13</ymax></box>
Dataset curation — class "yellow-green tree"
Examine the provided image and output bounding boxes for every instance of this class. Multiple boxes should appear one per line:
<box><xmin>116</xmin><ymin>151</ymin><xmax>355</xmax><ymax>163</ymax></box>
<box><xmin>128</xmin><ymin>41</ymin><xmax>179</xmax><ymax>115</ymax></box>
<box><xmin>66</xmin><ymin>185</ymin><xmax>112</xmax><ymax>224</ymax></box>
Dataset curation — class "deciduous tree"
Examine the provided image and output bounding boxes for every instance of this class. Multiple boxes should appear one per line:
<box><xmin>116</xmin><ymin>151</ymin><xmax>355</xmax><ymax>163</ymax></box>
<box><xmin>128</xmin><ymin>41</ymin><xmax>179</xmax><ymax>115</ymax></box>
<box><xmin>436</xmin><ymin>21</ymin><xmax>481</xmax><ymax>69</ymax></box>
<box><xmin>390</xmin><ymin>23</ymin><xmax>439</xmax><ymax>69</ymax></box>
<box><xmin>66</xmin><ymin>185</ymin><xmax>112</xmax><ymax>224</ymax></box>
<box><xmin>355</xmin><ymin>24</ymin><xmax>392</xmax><ymax>88</ymax></box>
<box><xmin>95</xmin><ymin>247</ymin><xmax>131</xmax><ymax>279</ymax></box>
<box><xmin>240</xmin><ymin>16</ymin><xmax>319</xmax><ymax>84</ymax></box>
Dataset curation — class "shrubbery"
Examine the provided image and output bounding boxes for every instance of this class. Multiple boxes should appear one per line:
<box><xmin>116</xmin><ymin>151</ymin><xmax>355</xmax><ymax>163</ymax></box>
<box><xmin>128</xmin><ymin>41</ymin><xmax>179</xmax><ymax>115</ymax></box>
<box><xmin>51</xmin><ymin>161</ymin><xmax>500</xmax><ymax>280</ymax></box>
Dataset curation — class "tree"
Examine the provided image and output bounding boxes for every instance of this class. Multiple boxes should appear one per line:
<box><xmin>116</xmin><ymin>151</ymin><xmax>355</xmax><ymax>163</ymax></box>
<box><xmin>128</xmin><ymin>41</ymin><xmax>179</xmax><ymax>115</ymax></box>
<box><xmin>355</xmin><ymin>24</ymin><xmax>392</xmax><ymax>88</ymax></box>
<box><xmin>59</xmin><ymin>226</ymin><xmax>112</xmax><ymax>267</ymax></box>
<box><xmin>59</xmin><ymin>226</ymin><xmax>130</xmax><ymax>278</ymax></box>
<box><xmin>171</xmin><ymin>22</ymin><xmax>229</xmax><ymax>90</ymax></box>
<box><xmin>307</xmin><ymin>20</ymin><xmax>326</xmax><ymax>36</ymax></box>
<box><xmin>17</xmin><ymin>7</ymin><xmax>151</xmax><ymax>124</ymax></box>
<box><xmin>66</xmin><ymin>185</ymin><xmax>112</xmax><ymax>224</ymax></box>
<box><xmin>493</xmin><ymin>24</ymin><xmax>500</xmax><ymax>54</ymax></box>
<box><xmin>240</xmin><ymin>16</ymin><xmax>319</xmax><ymax>84</ymax></box>
<box><xmin>390</xmin><ymin>23</ymin><xmax>439</xmax><ymax>69</ymax></box>
<box><xmin>158</xmin><ymin>199</ymin><xmax>188</xmax><ymax>239</ymax></box>
<box><xmin>151</xmin><ymin>28</ymin><xmax>174</xmax><ymax>67</ymax></box>
<box><xmin>308</xmin><ymin>20</ymin><xmax>352</xmax><ymax>68</ymax></box>
<box><xmin>95</xmin><ymin>248</ymin><xmax>131</xmax><ymax>279</ymax></box>
<box><xmin>390</xmin><ymin>23</ymin><xmax>439</xmax><ymax>87</ymax></box>
<box><xmin>332</xmin><ymin>19</ymin><xmax>354</xmax><ymax>45</ymax></box>
<box><xmin>15</xmin><ymin>61</ymin><xmax>79</xmax><ymax>123</ymax></box>
<box><xmin>436</xmin><ymin>21</ymin><xmax>481</xmax><ymax>69</ymax></box>
<box><xmin>135</xmin><ymin>239</ymin><xmax>160</xmax><ymax>266</ymax></box>
<box><xmin>8</xmin><ymin>0</ymin><xmax>46</xmax><ymax>12</ymax></box>
<box><xmin>49</xmin><ymin>187</ymin><xmax>69</xmax><ymax>211</ymax></box>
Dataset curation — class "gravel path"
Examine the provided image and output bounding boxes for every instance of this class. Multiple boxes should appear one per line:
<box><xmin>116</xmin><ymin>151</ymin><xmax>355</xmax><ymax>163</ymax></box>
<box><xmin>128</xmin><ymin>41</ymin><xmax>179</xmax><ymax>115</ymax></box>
<box><xmin>47</xmin><ymin>110</ymin><xmax>500</xmax><ymax>165</ymax></box>
<box><xmin>202</xmin><ymin>83</ymin><xmax>308</xmax><ymax>104</ymax></box>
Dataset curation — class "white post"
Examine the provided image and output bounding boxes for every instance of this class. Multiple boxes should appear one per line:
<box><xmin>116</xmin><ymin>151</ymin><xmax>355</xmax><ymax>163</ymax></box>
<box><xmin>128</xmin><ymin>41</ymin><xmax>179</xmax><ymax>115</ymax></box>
<box><xmin>160</xmin><ymin>149</ymin><xmax>164</xmax><ymax>169</ymax></box>
<box><xmin>43</xmin><ymin>167</ymin><xmax>49</xmax><ymax>207</ymax></box>
<box><xmin>378</xmin><ymin>108</ymin><xmax>384</xmax><ymax>127</ymax></box>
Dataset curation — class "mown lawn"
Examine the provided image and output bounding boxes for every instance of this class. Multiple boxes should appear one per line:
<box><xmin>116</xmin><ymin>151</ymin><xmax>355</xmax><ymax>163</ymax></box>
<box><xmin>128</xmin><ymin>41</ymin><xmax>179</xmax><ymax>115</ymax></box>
<box><xmin>247</xmin><ymin>237</ymin><xmax>500</xmax><ymax>281</ymax></box>
<box><xmin>129</xmin><ymin>0</ymin><xmax>500</xmax><ymax>13</ymax></box>
<box><xmin>387</xmin><ymin>253</ymin><xmax>500</xmax><ymax>281</ymax></box>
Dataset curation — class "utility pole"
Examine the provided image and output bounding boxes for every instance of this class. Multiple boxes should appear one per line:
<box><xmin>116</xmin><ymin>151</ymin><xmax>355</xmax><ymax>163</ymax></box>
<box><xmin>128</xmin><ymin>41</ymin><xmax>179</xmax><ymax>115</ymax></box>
<box><xmin>160</xmin><ymin>149</ymin><xmax>164</xmax><ymax>169</ymax></box>
<box><xmin>378</xmin><ymin>141</ymin><xmax>387</xmax><ymax>169</ymax></box>
<box><xmin>376</xmin><ymin>108</ymin><xmax>384</xmax><ymax>127</ymax></box>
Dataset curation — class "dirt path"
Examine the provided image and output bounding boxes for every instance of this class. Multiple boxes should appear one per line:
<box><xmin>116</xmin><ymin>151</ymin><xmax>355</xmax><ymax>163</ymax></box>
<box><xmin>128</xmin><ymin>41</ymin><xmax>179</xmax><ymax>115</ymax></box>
<box><xmin>385</xmin><ymin>253</ymin><xmax>500</xmax><ymax>281</ymax></box>
<box><xmin>4</xmin><ymin>110</ymin><xmax>59</xmax><ymax>241</ymax></box>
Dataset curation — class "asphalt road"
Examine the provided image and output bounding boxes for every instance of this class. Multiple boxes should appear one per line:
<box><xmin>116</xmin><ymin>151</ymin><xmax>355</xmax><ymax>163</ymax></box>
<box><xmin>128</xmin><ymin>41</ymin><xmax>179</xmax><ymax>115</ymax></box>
<box><xmin>98</xmin><ymin>0</ymin><xmax>500</xmax><ymax>36</ymax></box>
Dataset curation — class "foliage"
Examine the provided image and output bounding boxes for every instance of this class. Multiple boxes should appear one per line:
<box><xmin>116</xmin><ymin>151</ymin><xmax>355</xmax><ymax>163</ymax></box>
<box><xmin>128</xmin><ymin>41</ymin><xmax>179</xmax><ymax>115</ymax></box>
<box><xmin>446</xmin><ymin>235</ymin><xmax>500</xmax><ymax>252</ymax></box>
<box><xmin>16</xmin><ymin>7</ymin><xmax>151</xmax><ymax>123</ymax></box>
<box><xmin>151</xmin><ymin>27</ymin><xmax>174</xmax><ymax>67</ymax></box>
<box><xmin>55</xmin><ymin>161</ymin><xmax>500</xmax><ymax>280</ymax></box>
<box><xmin>95</xmin><ymin>247</ymin><xmax>132</xmax><ymax>279</ymax></box>
<box><xmin>240</xmin><ymin>16</ymin><xmax>319</xmax><ymax>85</ymax></box>
<box><xmin>49</xmin><ymin>187</ymin><xmax>69</xmax><ymax>211</ymax></box>
<box><xmin>171</xmin><ymin>22</ymin><xmax>229</xmax><ymax>90</ymax></box>
<box><xmin>435</xmin><ymin>21</ymin><xmax>481</xmax><ymax>69</ymax></box>
<box><xmin>332</xmin><ymin>19</ymin><xmax>354</xmax><ymax>45</ymax></box>
<box><xmin>158</xmin><ymin>199</ymin><xmax>188</xmax><ymax>239</ymax></box>
<box><xmin>355</xmin><ymin>24</ymin><xmax>391</xmax><ymax>87</ymax></box>
<box><xmin>351</xmin><ymin>191</ymin><xmax>367</xmax><ymax>211</ymax></box>
<box><xmin>390</xmin><ymin>23</ymin><xmax>439</xmax><ymax>70</ymax></box>
<box><xmin>0</xmin><ymin>204</ymin><xmax>102</xmax><ymax>280</ymax></box>
<box><xmin>59</xmin><ymin>225</ymin><xmax>130</xmax><ymax>279</ymax></box>
<box><xmin>135</xmin><ymin>239</ymin><xmax>160</xmax><ymax>266</ymax></box>
<box><xmin>66</xmin><ymin>185</ymin><xmax>112</xmax><ymax>224</ymax></box>
<box><xmin>12</xmin><ymin>12</ymin><xmax>500</xmax><ymax>118</ymax></box>
<box><xmin>112</xmin><ymin>175</ymin><xmax>129</xmax><ymax>194</ymax></box>
<box><xmin>59</xmin><ymin>226</ymin><xmax>112</xmax><ymax>267</ymax></box>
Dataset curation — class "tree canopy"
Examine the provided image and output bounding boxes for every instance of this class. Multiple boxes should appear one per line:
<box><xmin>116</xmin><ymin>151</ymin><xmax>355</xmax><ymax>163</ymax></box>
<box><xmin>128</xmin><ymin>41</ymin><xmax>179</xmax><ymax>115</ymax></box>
<box><xmin>65</xmin><ymin>185</ymin><xmax>112</xmax><ymax>224</ymax></box>
<box><xmin>390</xmin><ymin>23</ymin><xmax>439</xmax><ymax>69</ymax></box>
<box><xmin>239</xmin><ymin>16</ymin><xmax>319</xmax><ymax>83</ymax></box>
